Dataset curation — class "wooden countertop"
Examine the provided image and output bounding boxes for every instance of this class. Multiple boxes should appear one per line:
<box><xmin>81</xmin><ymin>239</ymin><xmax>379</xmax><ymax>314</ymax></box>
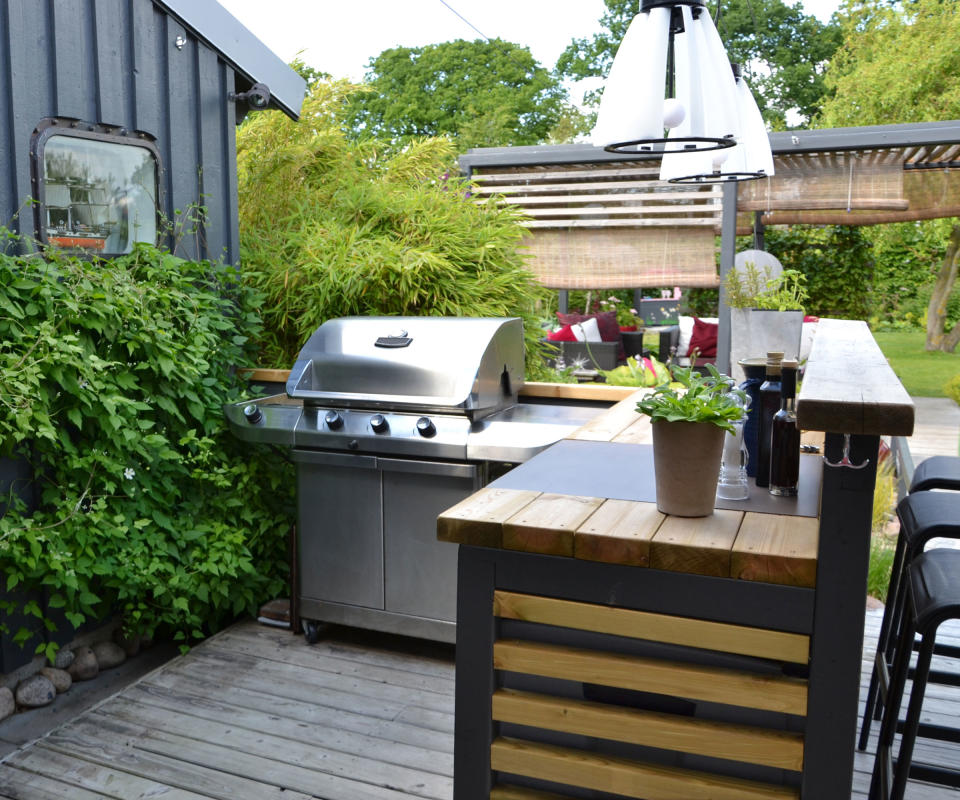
<box><xmin>438</xmin><ymin>390</ymin><xmax>820</xmax><ymax>588</ymax></box>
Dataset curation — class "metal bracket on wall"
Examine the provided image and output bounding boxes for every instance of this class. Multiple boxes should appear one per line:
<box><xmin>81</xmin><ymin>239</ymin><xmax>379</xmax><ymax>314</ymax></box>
<box><xmin>824</xmin><ymin>433</ymin><xmax>870</xmax><ymax>470</ymax></box>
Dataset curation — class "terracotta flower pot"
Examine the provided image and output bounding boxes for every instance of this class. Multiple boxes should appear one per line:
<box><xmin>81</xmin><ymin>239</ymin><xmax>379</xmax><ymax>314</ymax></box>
<box><xmin>651</xmin><ymin>419</ymin><xmax>726</xmax><ymax>517</ymax></box>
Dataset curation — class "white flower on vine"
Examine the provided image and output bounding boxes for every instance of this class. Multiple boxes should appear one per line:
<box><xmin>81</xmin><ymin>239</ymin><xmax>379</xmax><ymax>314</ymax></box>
<box><xmin>124</xmin><ymin>468</ymin><xmax>136</xmax><ymax>480</ymax></box>
<box><xmin>78</xmin><ymin>379</ymin><xmax>89</xmax><ymax>389</ymax></box>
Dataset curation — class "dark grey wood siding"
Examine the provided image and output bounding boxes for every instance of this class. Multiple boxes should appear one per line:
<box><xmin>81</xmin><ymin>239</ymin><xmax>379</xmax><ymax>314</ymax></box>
<box><xmin>0</xmin><ymin>0</ymin><xmax>240</xmax><ymax>264</ymax></box>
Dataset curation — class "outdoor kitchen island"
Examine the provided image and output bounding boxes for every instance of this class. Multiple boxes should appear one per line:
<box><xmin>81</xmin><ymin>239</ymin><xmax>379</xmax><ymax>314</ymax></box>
<box><xmin>438</xmin><ymin>319</ymin><xmax>914</xmax><ymax>800</ymax></box>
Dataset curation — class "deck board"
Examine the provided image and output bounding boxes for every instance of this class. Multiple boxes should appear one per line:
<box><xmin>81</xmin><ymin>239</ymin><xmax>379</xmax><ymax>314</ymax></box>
<box><xmin>2</xmin><ymin>605</ymin><xmax>960</xmax><ymax>799</ymax></box>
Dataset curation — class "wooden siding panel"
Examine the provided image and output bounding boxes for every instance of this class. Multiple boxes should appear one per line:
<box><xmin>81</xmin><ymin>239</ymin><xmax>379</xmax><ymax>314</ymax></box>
<box><xmin>93</xmin><ymin>0</ymin><xmax>128</xmax><ymax>125</ymax></box>
<box><xmin>51</xmin><ymin>0</ymin><xmax>97</xmax><ymax>122</ymax></box>
<box><xmin>196</xmin><ymin>44</ymin><xmax>225</xmax><ymax>262</ymax></box>
<box><xmin>131</xmin><ymin>0</ymin><xmax>164</xmax><ymax>137</ymax></box>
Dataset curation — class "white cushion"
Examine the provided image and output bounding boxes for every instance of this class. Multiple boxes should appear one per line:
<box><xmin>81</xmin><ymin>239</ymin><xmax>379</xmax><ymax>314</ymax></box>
<box><xmin>571</xmin><ymin>317</ymin><xmax>602</xmax><ymax>342</ymax></box>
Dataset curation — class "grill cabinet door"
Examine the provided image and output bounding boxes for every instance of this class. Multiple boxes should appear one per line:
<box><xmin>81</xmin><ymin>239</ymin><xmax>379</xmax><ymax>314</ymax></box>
<box><xmin>293</xmin><ymin>450</ymin><xmax>384</xmax><ymax>610</ymax></box>
<box><xmin>380</xmin><ymin>458</ymin><xmax>481</xmax><ymax>622</ymax></box>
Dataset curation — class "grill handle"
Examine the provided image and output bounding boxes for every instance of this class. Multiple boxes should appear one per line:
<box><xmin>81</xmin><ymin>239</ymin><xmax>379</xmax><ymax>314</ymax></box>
<box><xmin>291</xmin><ymin>450</ymin><xmax>377</xmax><ymax>469</ymax></box>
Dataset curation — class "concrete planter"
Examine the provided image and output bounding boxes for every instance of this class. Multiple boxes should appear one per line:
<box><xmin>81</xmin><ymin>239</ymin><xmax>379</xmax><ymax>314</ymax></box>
<box><xmin>729</xmin><ymin>308</ymin><xmax>804</xmax><ymax>384</ymax></box>
<box><xmin>651</xmin><ymin>419</ymin><xmax>726</xmax><ymax>517</ymax></box>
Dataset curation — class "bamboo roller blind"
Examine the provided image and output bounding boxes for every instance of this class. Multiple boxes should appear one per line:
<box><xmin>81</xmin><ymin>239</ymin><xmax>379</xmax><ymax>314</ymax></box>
<box><xmin>737</xmin><ymin>145</ymin><xmax>960</xmax><ymax>228</ymax></box>
<box><xmin>472</xmin><ymin>162</ymin><xmax>722</xmax><ymax>289</ymax></box>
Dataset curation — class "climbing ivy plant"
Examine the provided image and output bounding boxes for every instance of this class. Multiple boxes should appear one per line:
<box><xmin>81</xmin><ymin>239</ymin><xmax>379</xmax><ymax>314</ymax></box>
<box><xmin>0</xmin><ymin>238</ymin><xmax>293</xmax><ymax>657</ymax></box>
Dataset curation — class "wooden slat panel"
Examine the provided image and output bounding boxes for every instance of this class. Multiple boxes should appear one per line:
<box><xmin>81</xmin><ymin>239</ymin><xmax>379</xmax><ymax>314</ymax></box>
<box><xmin>493</xmin><ymin>641</ymin><xmax>808</xmax><ymax>715</ymax></box>
<box><xmin>491</xmin><ymin>784</ymin><xmax>575</xmax><ymax>800</ymax></box>
<box><xmin>490</xmin><ymin>738</ymin><xmax>800</xmax><ymax>800</ymax></box>
<box><xmin>518</xmin><ymin>382</ymin><xmax>637</xmax><ymax>402</ymax></box>
<box><xmin>437</xmin><ymin>488</ymin><xmax>540</xmax><ymax>547</ymax></box>
<box><xmin>731</xmin><ymin>514</ymin><xmax>819</xmax><ymax>589</ymax></box>
<box><xmin>566</xmin><ymin>392</ymin><xmax>647</xmax><ymax>442</ymax></box>
<box><xmin>525</xmin><ymin>218</ymin><xmax>720</xmax><ymax>228</ymax></box>
<box><xmin>492</xmin><ymin>192</ymin><xmax>720</xmax><ymax>206</ymax></box>
<box><xmin>502</xmin><ymin>494</ymin><xmax>604</xmax><ymax>556</ymax></box>
<box><xmin>492</xmin><ymin>591</ymin><xmax>809</xmax><ymax>663</ymax></box>
<box><xmin>797</xmin><ymin>319</ymin><xmax>914</xmax><ymax>436</ymax></box>
<box><xmin>518</xmin><ymin>206</ymin><xmax>720</xmax><ymax>218</ymax></box>
<box><xmin>473</xmin><ymin>179</ymin><xmax>686</xmax><ymax>194</ymax></box>
<box><xmin>573</xmin><ymin>500</ymin><xmax>663</xmax><ymax>566</ymax></box>
<box><xmin>650</xmin><ymin>511</ymin><xmax>744</xmax><ymax>577</ymax></box>
<box><xmin>611</xmin><ymin>414</ymin><xmax>654</xmax><ymax>444</ymax></box>
<box><xmin>473</xmin><ymin>166</ymin><xmax>662</xmax><ymax>181</ymax></box>
<box><xmin>493</xmin><ymin>689</ymin><xmax>804</xmax><ymax>771</ymax></box>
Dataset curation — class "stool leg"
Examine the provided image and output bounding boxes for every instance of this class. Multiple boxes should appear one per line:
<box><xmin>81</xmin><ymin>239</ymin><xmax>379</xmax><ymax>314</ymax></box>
<box><xmin>859</xmin><ymin>534</ymin><xmax>908</xmax><ymax>750</ymax></box>
<box><xmin>891</xmin><ymin>632</ymin><xmax>937</xmax><ymax>800</ymax></box>
<box><xmin>882</xmin><ymin>535</ymin><xmax>909</xmax><ymax>666</ymax></box>
<box><xmin>870</xmin><ymin>601</ymin><xmax>917</xmax><ymax>800</ymax></box>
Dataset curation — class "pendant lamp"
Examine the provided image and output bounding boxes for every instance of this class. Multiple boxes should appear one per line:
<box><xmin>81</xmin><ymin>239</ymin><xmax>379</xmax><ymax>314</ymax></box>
<box><xmin>592</xmin><ymin>0</ymin><xmax>774</xmax><ymax>184</ymax></box>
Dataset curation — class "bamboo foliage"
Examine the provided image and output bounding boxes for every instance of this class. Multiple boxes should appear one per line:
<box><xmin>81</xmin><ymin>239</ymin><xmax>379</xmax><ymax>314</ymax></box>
<box><xmin>236</xmin><ymin>80</ymin><xmax>551</xmax><ymax>367</ymax></box>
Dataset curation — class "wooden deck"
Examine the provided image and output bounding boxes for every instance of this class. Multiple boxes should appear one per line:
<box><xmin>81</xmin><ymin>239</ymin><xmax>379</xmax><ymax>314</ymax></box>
<box><xmin>1</xmin><ymin>613</ymin><xmax>958</xmax><ymax>799</ymax></box>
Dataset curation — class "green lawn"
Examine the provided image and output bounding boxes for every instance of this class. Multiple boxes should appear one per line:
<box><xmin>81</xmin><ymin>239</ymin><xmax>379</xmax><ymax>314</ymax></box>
<box><xmin>873</xmin><ymin>329</ymin><xmax>960</xmax><ymax>397</ymax></box>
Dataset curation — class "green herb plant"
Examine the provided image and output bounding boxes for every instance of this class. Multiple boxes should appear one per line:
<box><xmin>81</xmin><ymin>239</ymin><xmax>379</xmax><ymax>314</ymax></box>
<box><xmin>635</xmin><ymin>365</ymin><xmax>746</xmax><ymax>434</ymax></box>
<box><xmin>600</xmin><ymin>355</ymin><xmax>671</xmax><ymax>387</ymax></box>
<box><xmin>724</xmin><ymin>262</ymin><xmax>808</xmax><ymax>311</ymax></box>
<box><xmin>0</xmin><ymin>237</ymin><xmax>293</xmax><ymax>658</ymax></box>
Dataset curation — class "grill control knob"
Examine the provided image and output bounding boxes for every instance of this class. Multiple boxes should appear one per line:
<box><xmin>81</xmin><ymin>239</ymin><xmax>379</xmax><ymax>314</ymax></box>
<box><xmin>416</xmin><ymin>417</ymin><xmax>436</xmax><ymax>438</ymax></box>
<box><xmin>243</xmin><ymin>404</ymin><xmax>262</xmax><ymax>424</ymax></box>
<box><xmin>324</xmin><ymin>410</ymin><xmax>344</xmax><ymax>430</ymax></box>
<box><xmin>370</xmin><ymin>414</ymin><xmax>389</xmax><ymax>434</ymax></box>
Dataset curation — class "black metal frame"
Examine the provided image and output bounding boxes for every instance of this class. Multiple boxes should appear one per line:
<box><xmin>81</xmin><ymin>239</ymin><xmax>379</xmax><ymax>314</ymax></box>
<box><xmin>29</xmin><ymin>118</ymin><xmax>162</xmax><ymax>256</ymax></box>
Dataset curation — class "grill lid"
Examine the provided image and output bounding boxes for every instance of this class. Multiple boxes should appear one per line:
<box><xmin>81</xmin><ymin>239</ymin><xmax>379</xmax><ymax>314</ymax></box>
<box><xmin>286</xmin><ymin>317</ymin><xmax>524</xmax><ymax>419</ymax></box>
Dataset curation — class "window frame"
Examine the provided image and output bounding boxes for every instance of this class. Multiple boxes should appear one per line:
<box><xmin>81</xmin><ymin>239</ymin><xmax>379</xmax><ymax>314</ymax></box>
<box><xmin>30</xmin><ymin>118</ymin><xmax>163</xmax><ymax>256</ymax></box>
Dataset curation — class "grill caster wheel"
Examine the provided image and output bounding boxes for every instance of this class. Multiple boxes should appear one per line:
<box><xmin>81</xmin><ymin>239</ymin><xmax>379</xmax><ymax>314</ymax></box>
<box><xmin>303</xmin><ymin>620</ymin><xmax>322</xmax><ymax>645</ymax></box>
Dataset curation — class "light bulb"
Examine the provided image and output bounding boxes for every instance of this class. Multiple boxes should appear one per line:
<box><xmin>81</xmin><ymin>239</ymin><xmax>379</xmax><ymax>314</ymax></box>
<box><xmin>662</xmin><ymin>98</ymin><xmax>686</xmax><ymax>130</ymax></box>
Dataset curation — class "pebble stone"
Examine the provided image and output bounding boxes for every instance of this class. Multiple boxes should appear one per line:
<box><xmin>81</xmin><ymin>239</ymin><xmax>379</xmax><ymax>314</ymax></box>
<box><xmin>67</xmin><ymin>646</ymin><xmax>99</xmax><ymax>681</ymax></box>
<box><xmin>15</xmin><ymin>675</ymin><xmax>56</xmax><ymax>708</ymax></box>
<box><xmin>92</xmin><ymin>640</ymin><xmax>127</xmax><ymax>670</ymax></box>
<box><xmin>53</xmin><ymin>647</ymin><xmax>75</xmax><ymax>669</ymax></box>
<box><xmin>0</xmin><ymin>687</ymin><xmax>14</xmax><ymax>721</ymax></box>
<box><xmin>113</xmin><ymin>629</ymin><xmax>141</xmax><ymax>658</ymax></box>
<box><xmin>40</xmin><ymin>666</ymin><xmax>72</xmax><ymax>694</ymax></box>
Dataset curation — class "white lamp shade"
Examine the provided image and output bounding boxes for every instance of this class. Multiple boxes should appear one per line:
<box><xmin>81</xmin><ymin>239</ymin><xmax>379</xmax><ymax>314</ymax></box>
<box><xmin>591</xmin><ymin>9</ymin><xmax>670</xmax><ymax>148</ymax></box>
<box><xmin>736</xmin><ymin>76</ymin><xmax>774</xmax><ymax>176</ymax></box>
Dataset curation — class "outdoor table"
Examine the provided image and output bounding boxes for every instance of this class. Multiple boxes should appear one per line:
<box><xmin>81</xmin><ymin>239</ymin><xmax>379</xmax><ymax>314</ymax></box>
<box><xmin>438</xmin><ymin>319</ymin><xmax>914</xmax><ymax>800</ymax></box>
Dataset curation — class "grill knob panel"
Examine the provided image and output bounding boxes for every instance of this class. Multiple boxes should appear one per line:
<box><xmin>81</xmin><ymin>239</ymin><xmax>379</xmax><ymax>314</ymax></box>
<box><xmin>370</xmin><ymin>414</ymin><xmax>389</xmax><ymax>434</ymax></box>
<box><xmin>324</xmin><ymin>410</ymin><xmax>344</xmax><ymax>430</ymax></box>
<box><xmin>416</xmin><ymin>417</ymin><xmax>437</xmax><ymax>438</ymax></box>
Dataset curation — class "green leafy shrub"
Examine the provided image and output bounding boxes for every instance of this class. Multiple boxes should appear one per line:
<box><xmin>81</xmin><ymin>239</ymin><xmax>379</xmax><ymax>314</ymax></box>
<box><xmin>944</xmin><ymin>374</ymin><xmax>960</xmax><ymax>406</ymax></box>
<box><xmin>236</xmin><ymin>80</ymin><xmax>553</xmax><ymax>377</ymax></box>
<box><xmin>867</xmin><ymin>457</ymin><xmax>898</xmax><ymax>602</ymax></box>
<box><xmin>0</xmin><ymin>239</ymin><xmax>293</xmax><ymax>657</ymax></box>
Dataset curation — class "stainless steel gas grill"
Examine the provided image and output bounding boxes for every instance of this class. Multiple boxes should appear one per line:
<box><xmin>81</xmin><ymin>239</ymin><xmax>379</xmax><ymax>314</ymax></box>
<box><xmin>225</xmin><ymin>316</ymin><xmax>600</xmax><ymax>643</ymax></box>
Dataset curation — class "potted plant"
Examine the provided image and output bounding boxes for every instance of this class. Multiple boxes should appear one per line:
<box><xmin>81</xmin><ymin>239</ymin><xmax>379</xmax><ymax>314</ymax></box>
<box><xmin>636</xmin><ymin>365</ymin><xmax>746</xmax><ymax>517</ymax></box>
<box><xmin>724</xmin><ymin>262</ymin><xmax>808</xmax><ymax>383</ymax></box>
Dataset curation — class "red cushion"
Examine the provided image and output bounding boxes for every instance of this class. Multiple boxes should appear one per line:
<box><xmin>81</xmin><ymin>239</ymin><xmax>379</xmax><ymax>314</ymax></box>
<box><xmin>687</xmin><ymin>317</ymin><xmax>718</xmax><ymax>358</ymax></box>
<box><xmin>620</xmin><ymin>325</ymin><xmax>638</xmax><ymax>332</ymax></box>
<box><xmin>804</xmin><ymin>315</ymin><xmax>820</xmax><ymax>323</ymax></box>
<box><xmin>556</xmin><ymin>311</ymin><xmax>620</xmax><ymax>343</ymax></box>
<box><xmin>547</xmin><ymin>324</ymin><xmax>578</xmax><ymax>342</ymax></box>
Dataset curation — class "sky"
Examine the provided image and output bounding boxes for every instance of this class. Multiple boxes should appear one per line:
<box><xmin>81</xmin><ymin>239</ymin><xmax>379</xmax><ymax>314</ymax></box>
<box><xmin>215</xmin><ymin>0</ymin><xmax>843</xmax><ymax>90</ymax></box>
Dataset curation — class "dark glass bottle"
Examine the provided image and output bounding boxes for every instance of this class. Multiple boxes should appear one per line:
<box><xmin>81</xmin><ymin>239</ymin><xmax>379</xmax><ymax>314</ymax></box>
<box><xmin>737</xmin><ymin>358</ymin><xmax>767</xmax><ymax>477</ymax></box>
<box><xmin>755</xmin><ymin>351</ymin><xmax>783</xmax><ymax>488</ymax></box>
<box><xmin>770</xmin><ymin>359</ymin><xmax>800</xmax><ymax>496</ymax></box>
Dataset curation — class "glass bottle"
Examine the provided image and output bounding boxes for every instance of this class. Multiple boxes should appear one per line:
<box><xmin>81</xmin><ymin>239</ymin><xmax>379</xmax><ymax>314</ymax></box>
<box><xmin>717</xmin><ymin>388</ymin><xmax>749</xmax><ymax>500</ymax></box>
<box><xmin>755</xmin><ymin>351</ymin><xmax>783</xmax><ymax>488</ymax></box>
<box><xmin>770</xmin><ymin>359</ymin><xmax>800</xmax><ymax>497</ymax></box>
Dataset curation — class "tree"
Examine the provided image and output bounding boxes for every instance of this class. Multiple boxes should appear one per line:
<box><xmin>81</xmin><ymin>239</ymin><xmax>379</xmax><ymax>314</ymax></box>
<box><xmin>342</xmin><ymin>39</ymin><xmax>568</xmax><ymax>149</ymax></box>
<box><xmin>818</xmin><ymin>0</ymin><xmax>960</xmax><ymax>351</ymax></box>
<box><xmin>236</xmin><ymin>80</ymin><xmax>553</xmax><ymax>375</ymax></box>
<box><xmin>556</xmin><ymin>0</ymin><xmax>842</xmax><ymax>129</ymax></box>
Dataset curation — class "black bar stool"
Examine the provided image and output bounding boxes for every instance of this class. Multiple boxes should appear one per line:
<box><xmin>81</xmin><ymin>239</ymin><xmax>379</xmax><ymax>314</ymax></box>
<box><xmin>870</xmin><ymin>548</ymin><xmax>960</xmax><ymax>799</ymax></box>
<box><xmin>858</xmin><ymin>474</ymin><xmax>960</xmax><ymax>751</ymax></box>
